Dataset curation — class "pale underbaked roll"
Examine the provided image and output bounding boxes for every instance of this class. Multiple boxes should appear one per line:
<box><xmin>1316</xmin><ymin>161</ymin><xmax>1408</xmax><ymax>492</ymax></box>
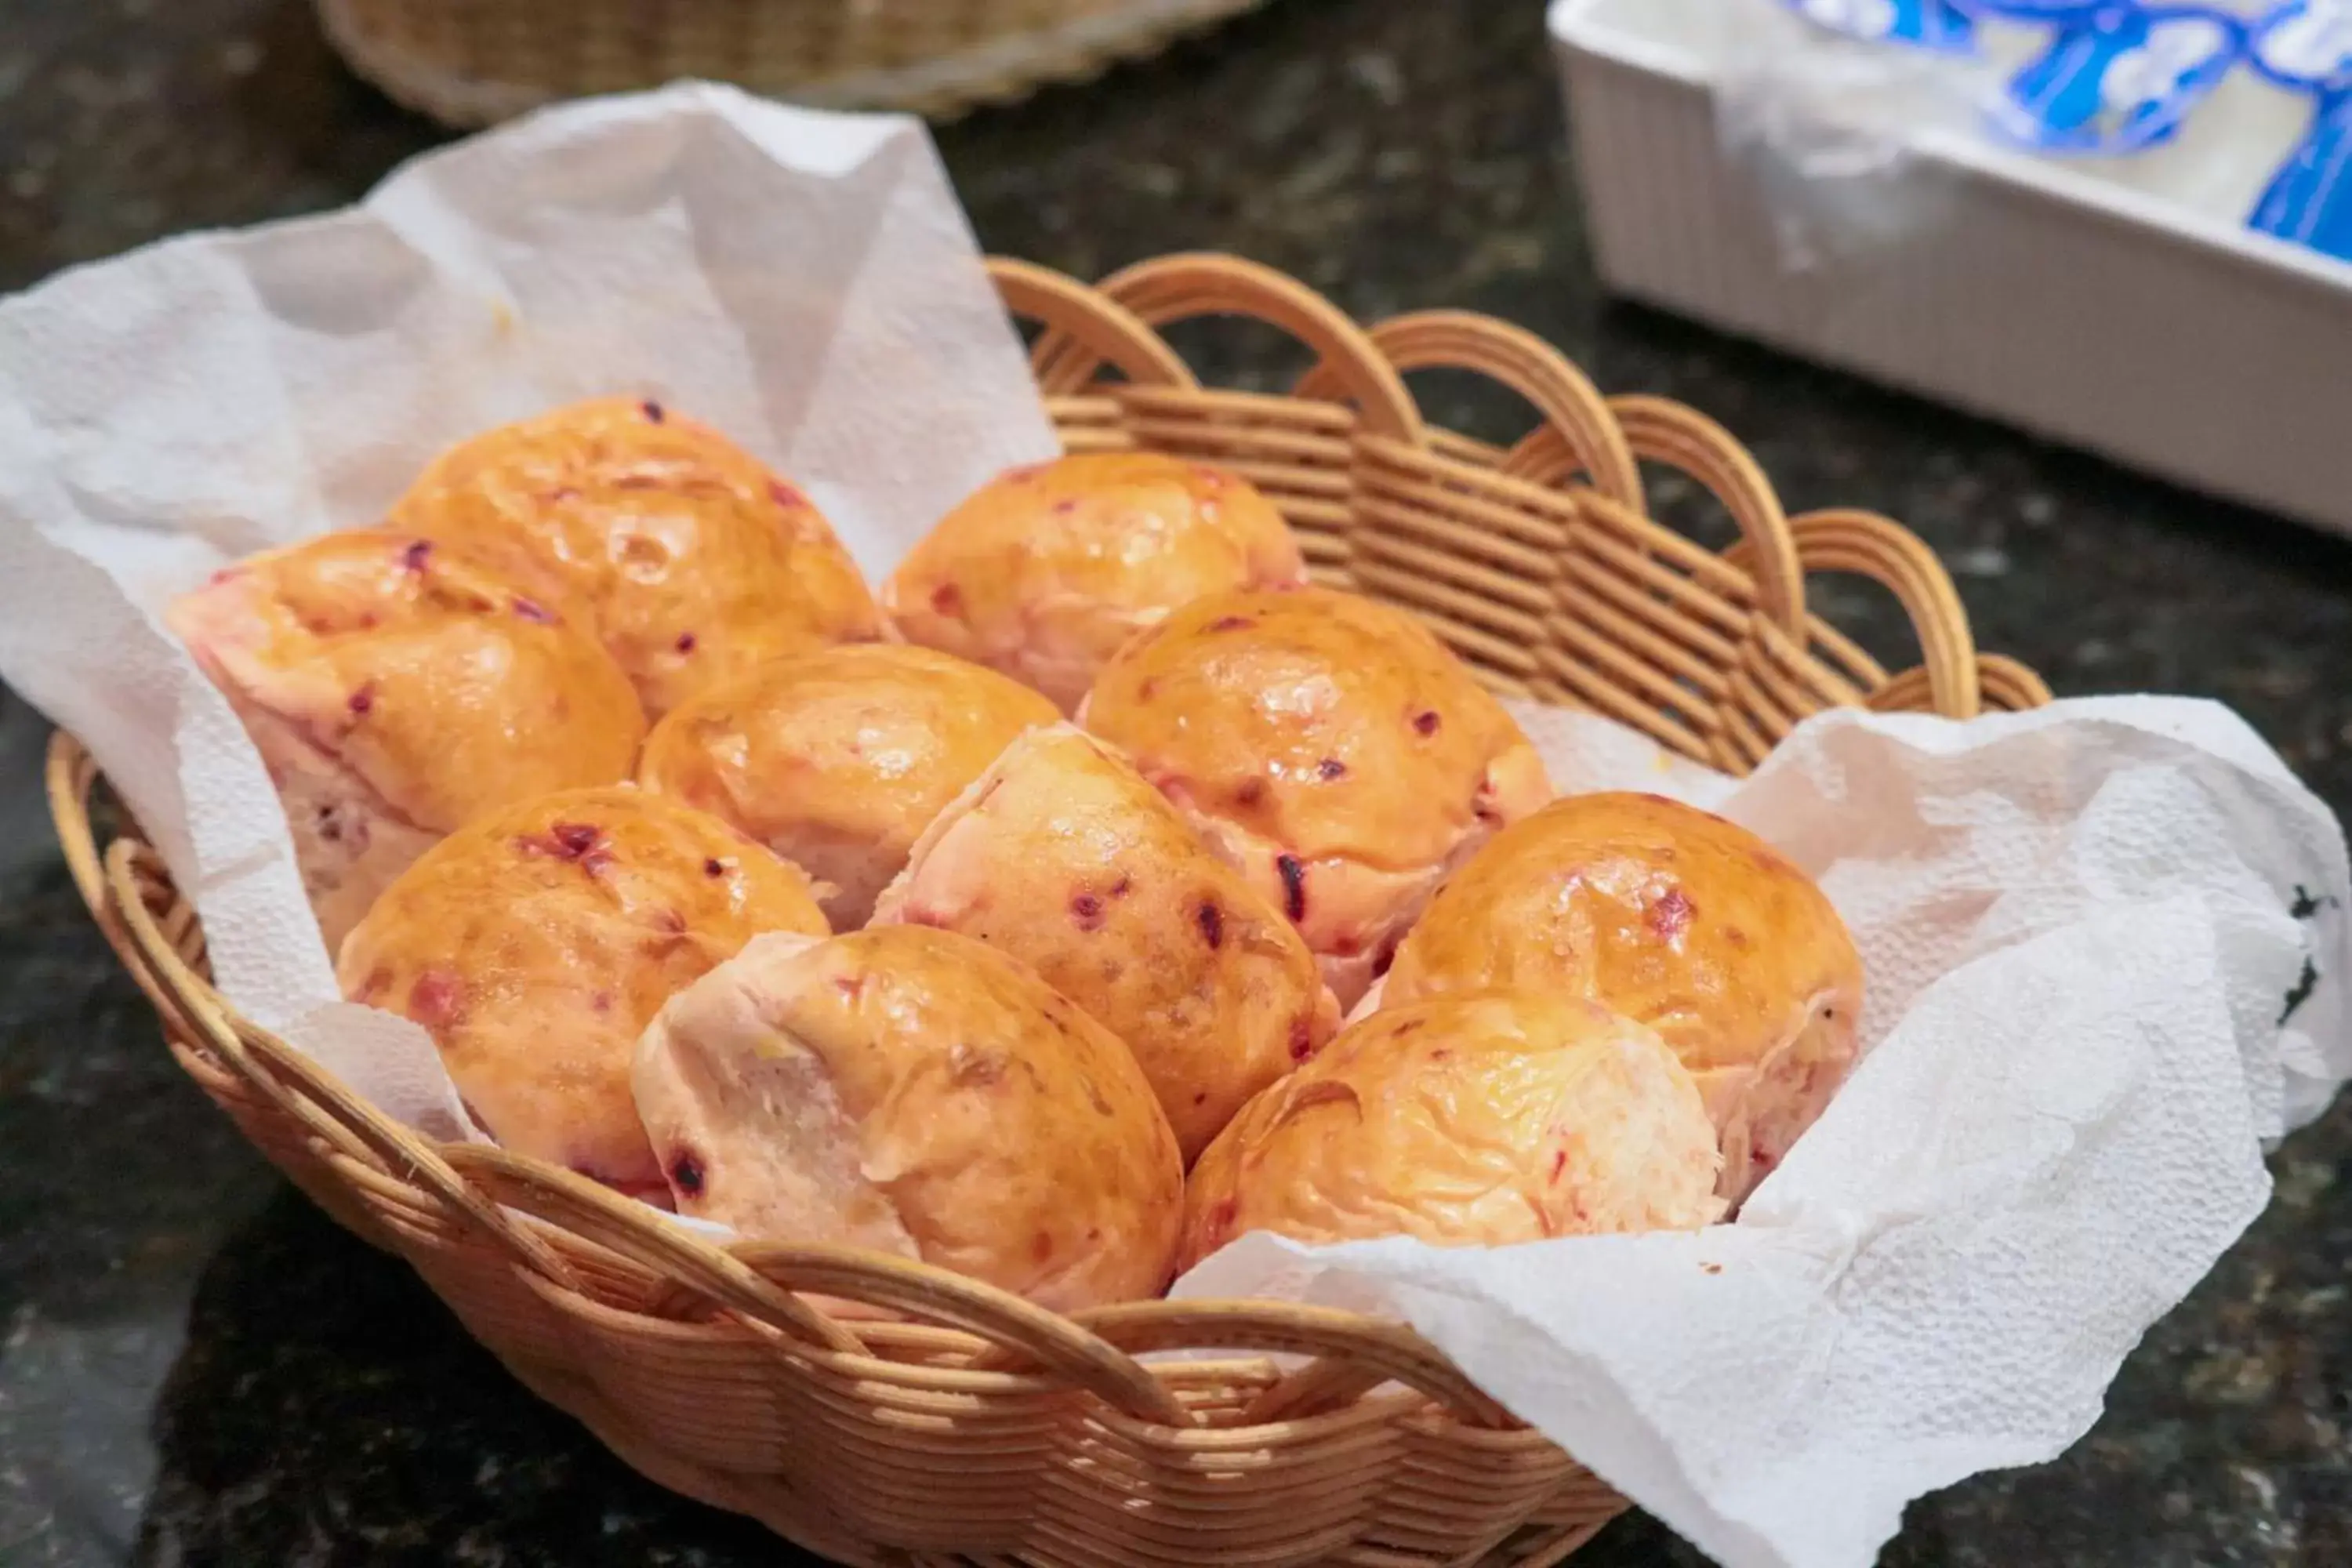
<box><xmin>637</xmin><ymin>644</ymin><xmax>1059</xmax><ymax>929</ymax></box>
<box><xmin>870</xmin><ymin>725</ymin><xmax>1341</xmax><ymax>1161</ymax></box>
<box><xmin>1379</xmin><ymin>791</ymin><xmax>1865</xmax><ymax>1203</ymax></box>
<box><xmin>1079</xmin><ymin>586</ymin><xmax>1552</xmax><ymax>1007</ymax></box>
<box><xmin>390</xmin><ymin>396</ymin><xmax>883</xmax><ymax>717</ymax></box>
<box><xmin>338</xmin><ymin>786</ymin><xmax>829</xmax><ymax>1200</ymax></box>
<box><xmin>167</xmin><ymin>527</ymin><xmax>645</xmax><ymax>952</ymax></box>
<box><xmin>1180</xmin><ymin>991</ymin><xmax>1722</xmax><ymax>1270</ymax></box>
<box><xmin>632</xmin><ymin>926</ymin><xmax>1184</xmax><ymax>1311</ymax></box>
<box><xmin>882</xmin><ymin>452</ymin><xmax>1307</xmax><ymax>713</ymax></box>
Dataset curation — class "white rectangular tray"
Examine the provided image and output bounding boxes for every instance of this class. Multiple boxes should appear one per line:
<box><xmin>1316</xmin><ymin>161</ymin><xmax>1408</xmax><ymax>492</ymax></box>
<box><xmin>1551</xmin><ymin>0</ymin><xmax>2352</xmax><ymax>535</ymax></box>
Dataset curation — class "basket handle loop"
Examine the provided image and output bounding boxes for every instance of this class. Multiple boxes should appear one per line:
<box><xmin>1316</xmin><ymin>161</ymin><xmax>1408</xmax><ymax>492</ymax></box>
<box><xmin>1044</xmin><ymin>1299</ymin><xmax>1521</xmax><ymax>1431</ymax></box>
<box><xmin>985</xmin><ymin>256</ymin><xmax>1198</xmax><ymax>397</ymax></box>
<box><xmin>1068</xmin><ymin>252</ymin><xmax>1425</xmax><ymax>444</ymax></box>
<box><xmin>1606</xmin><ymin>394</ymin><xmax>1807</xmax><ymax>640</ymax></box>
<box><xmin>1780</xmin><ymin>508</ymin><xmax>1984</xmax><ymax>720</ymax></box>
<box><xmin>1292</xmin><ymin>310</ymin><xmax>1644</xmax><ymax>510</ymax></box>
<box><xmin>438</xmin><ymin>1144</ymin><xmax>871</xmax><ymax>1358</ymax></box>
<box><xmin>99</xmin><ymin>840</ymin><xmax>583</xmax><ymax>1290</ymax></box>
<box><xmin>707</xmin><ymin>1243</ymin><xmax>1192</xmax><ymax>1428</ymax></box>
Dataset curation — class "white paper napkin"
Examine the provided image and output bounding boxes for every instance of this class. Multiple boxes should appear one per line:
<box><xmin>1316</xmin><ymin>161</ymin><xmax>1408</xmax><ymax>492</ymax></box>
<box><xmin>0</xmin><ymin>84</ymin><xmax>1058</xmax><ymax>1138</ymax></box>
<box><xmin>1178</xmin><ymin>697</ymin><xmax>2351</xmax><ymax>1567</ymax></box>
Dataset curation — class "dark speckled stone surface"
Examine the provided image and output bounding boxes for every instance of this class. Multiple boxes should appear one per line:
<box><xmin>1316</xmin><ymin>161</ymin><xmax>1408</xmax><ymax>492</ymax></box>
<box><xmin>1</xmin><ymin>1</ymin><xmax>2347</xmax><ymax>1564</ymax></box>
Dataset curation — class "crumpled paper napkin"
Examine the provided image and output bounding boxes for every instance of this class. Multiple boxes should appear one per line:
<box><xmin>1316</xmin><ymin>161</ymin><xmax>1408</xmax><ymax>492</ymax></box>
<box><xmin>0</xmin><ymin>83</ymin><xmax>1058</xmax><ymax>1139</ymax></box>
<box><xmin>2</xmin><ymin>79</ymin><xmax>2344</xmax><ymax>1568</ymax></box>
<box><xmin>1178</xmin><ymin>696</ymin><xmax>2350</xmax><ymax>1567</ymax></box>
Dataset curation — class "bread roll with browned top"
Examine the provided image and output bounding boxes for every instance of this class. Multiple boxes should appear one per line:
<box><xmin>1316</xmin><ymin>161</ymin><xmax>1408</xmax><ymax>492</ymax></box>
<box><xmin>1080</xmin><ymin>586</ymin><xmax>1551</xmax><ymax>1007</ymax></box>
<box><xmin>338</xmin><ymin>786</ymin><xmax>828</xmax><ymax>1200</ymax></box>
<box><xmin>882</xmin><ymin>453</ymin><xmax>1307</xmax><ymax>712</ymax></box>
<box><xmin>870</xmin><ymin>725</ymin><xmax>1341</xmax><ymax>1160</ymax></box>
<box><xmin>390</xmin><ymin>397</ymin><xmax>882</xmax><ymax>717</ymax></box>
<box><xmin>1380</xmin><ymin>792</ymin><xmax>1864</xmax><ymax>1203</ymax></box>
<box><xmin>167</xmin><ymin>528</ymin><xmax>645</xmax><ymax>951</ymax></box>
<box><xmin>632</xmin><ymin>926</ymin><xmax>1184</xmax><ymax>1310</ymax></box>
<box><xmin>637</xmin><ymin>644</ymin><xmax>1058</xmax><ymax>928</ymax></box>
<box><xmin>1180</xmin><ymin>991</ymin><xmax>1721</xmax><ymax>1270</ymax></box>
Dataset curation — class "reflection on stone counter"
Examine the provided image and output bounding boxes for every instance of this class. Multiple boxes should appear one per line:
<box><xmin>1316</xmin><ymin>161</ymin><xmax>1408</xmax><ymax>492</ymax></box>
<box><xmin>0</xmin><ymin>0</ymin><xmax>2347</xmax><ymax>1563</ymax></box>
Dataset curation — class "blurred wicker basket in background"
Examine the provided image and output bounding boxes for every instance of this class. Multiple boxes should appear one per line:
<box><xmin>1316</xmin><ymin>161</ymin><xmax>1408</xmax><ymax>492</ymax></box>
<box><xmin>317</xmin><ymin>0</ymin><xmax>1276</xmax><ymax>126</ymax></box>
<box><xmin>50</xmin><ymin>253</ymin><xmax>2049</xmax><ymax>1566</ymax></box>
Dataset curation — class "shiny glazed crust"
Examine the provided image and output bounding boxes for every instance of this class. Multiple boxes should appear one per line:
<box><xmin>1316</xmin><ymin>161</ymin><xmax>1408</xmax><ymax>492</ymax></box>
<box><xmin>632</xmin><ymin>926</ymin><xmax>1184</xmax><ymax>1311</ymax></box>
<box><xmin>1181</xmin><ymin>991</ymin><xmax>1722</xmax><ymax>1269</ymax></box>
<box><xmin>637</xmin><ymin>644</ymin><xmax>1058</xmax><ymax>929</ymax></box>
<box><xmin>869</xmin><ymin>725</ymin><xmax>1341</xmax><ymax>1162</ymax></box>
<box><xmin>881</xmin><ymin>452</ymin><xmax>1307</xmax><ymax>713</ymax></box>
<box><xmin>390</xmin><ymin>397</ymin><xmax>883</xmax><ymax>717</ymax></box>
<box><xmin>1079</xmin><ymin>586</ymin><xmax>1551</xmax><ymax>1007</ymax></box>
<box><xmin>336</xmin><ymin>786</ymin><xmax>829</xmax><ymax>1198</ymax></box>
<box><xmin>167</xmin><ymin>527</ymin><xmax>646</xmax><ymax>950</ymax></box>
<box><xmin>1381</xmin><ymin>791</ymin><xmax>1865</xmax><ymax>1202</ymax></box>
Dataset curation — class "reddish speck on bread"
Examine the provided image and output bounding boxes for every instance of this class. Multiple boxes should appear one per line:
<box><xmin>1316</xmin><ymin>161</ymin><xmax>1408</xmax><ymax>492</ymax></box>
<box><xmin>401</xmin><ymin>539</ymin><xmax>431</xmax><ymax>572</ymax></box>
<box><xmin>641</xmin><ymin>399</ymin><xmax>666</xmax><ymax>423</ymax></box>
<box><xmin>674</xmin><ymin>632</ymin><xmax>697</xmax><ymax>653</ymax></box>
<box><xmin>1195</xmin><ymin>899</ymin><xmax>1225</xmax><ymax>949</ymax></box>
<box><xmin>408</xmin><ymin>969</ymin><xmax>466</xmax><ymax>1030</ymax></box>
<box><xmin>1648</xmin><ymin>887</ymin><xmax>1694</xmax><ymax>942</ymax></box>
<box><xmin>1276</xmin><ymin>855</ymin><xmax>1307</xmax><ymax>921</ymax></box>
<box><xmin>511</xmin><ymin>596</ymin><xmax>556</xmax><ymax>623</ymax></box>
<box><xmin>347</xmin><ymin>682</ymin><xmax>376</xmax><ymax>716</ymax></box>
<box><xmin>1413</xmin><ymin>710</ymin><xmax>1441</xmax><ymax>735</ymax></box>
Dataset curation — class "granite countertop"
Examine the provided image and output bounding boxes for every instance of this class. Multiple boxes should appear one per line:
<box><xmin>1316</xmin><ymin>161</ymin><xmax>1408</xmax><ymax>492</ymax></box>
<box><xmin>1</xmin><ymin>1</ymin><xmax>2346</xmax><ymax>1564</ymax></box>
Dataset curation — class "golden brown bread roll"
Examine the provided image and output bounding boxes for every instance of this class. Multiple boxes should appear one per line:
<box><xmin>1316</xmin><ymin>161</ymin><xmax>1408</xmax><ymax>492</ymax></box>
<box><xmin>1080</xmin><ymin>586</ymin><xmax>1552</xmax><ymax>1007</ymax></box>
<box><xmin>869</xmin><ymin>725</ymin><xmax>1341</xmax><ymax>1161</ymax></box>
<box><xmin>390</xmin><ymin>397</ymin><xmax>883</xmax><ymax>717</ymax></box>
<box><xmin>1180</xmin><ymin>991</ymin><xmax>1722</xmax><ymax>1269</ymax></box>
<box><xmin>632</xmin><ymin>925</ymin><xmax>1184</xmax><ymax>1310</ymax></box>
<box><xmin>881</xmin><ymin>452</ymin><xmax>1307</xmax><ymax>712</ymax></box>
<box><xmin>167</xmin><ymin>527</ymin><xmax>645</xmax><ymax>952</ymax></box>
<box><xmin>1380</xmin><ymin>791</ymin><xmax>1865</xmax><ymax>1203</ymax></box>
<box><xmin>337</xmin><ymin>786</ymin><xmax>829</xmax><ymax>1199</ymax></box>
<box><xmin>637</xmin><ymin>644</ymin><xmax>1059</xmax><ymax>928</ymax></box>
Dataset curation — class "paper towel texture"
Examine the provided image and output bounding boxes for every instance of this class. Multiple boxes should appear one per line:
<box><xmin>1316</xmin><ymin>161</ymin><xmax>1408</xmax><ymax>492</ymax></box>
<box><xmin>2</xmin><ymin>82</ymin><xmax>2346</xmax><ymax>1568</ymax></box>
<box><xmin>0</xmin><ymin>84</ymin><xmax>1058</xmax><ymax>1138</ymax></box>
<box><xmin>1181</xmin><ymin>697</ymin><xmax>2350</xmax><ymax>1567</ymax></box>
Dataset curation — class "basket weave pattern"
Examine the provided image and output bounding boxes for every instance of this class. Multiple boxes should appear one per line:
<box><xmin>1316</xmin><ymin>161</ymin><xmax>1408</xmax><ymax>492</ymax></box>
<box><xmin>49</xmin><ymin>254</ymin><xmax>2048</xmax><ymax>1567</ymax></box>
<box><xmin>317</xmin><ymin>0</ymin><xmax>1276</xmax><ymax>126</ymax></box>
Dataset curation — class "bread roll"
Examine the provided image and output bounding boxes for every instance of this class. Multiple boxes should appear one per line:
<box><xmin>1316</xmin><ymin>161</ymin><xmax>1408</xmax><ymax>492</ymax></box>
<box><xmin>1381</xmin><ymin>791</ymin><xmax>1864</xmax><ymax>1202</ymax></box>
<box><xmin>632</xmin><ymin>926</ymin><xmax>1184</xmax><ymax>1310</ymax></box>
<box><xmin>338</xmin><ymin>786</ymin><xmax>828</xmax><ymax>1198</ymax></box>
<box><xmin>1080</xmin><ymin>586</ymin><xmax>1551</xmax><ymax>1007</ymax></box>
<box><xmin>167</xmin><ymin>528</ymin><xmax>645</xmax><ymax>951</ymax></box>
<box><xmin>390</xmin><ymin>397</ymin><xmax>882</xmax><ymax>717</ymax></box>
<box><xmin>1181</xmin><ymin>991</ymin><xmax>1721</xmax><ymax>1269</ymax></box>
<box><xmin>882</xmin><ymin>453</ymin><xmax>1306</xmax><ymax>712</ymax></box>
<box><xmin>870</xmin><ymin>725</ymin><xmax>1341</xmax><ymax>1160</ymax></box>
<box><xmin>637</xmin><ymin>644</ymin><xmax>1058</xmax><ymax>928</ymax></box>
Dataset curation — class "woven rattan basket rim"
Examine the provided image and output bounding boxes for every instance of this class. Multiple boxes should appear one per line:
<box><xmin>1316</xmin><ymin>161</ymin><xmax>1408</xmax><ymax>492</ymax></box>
<box><xmin>316</xmin><ymin>0</ymin><xmax>1277</xmax><ymax>127</ymax></box>
<box><xmin>45</xmin><ymin>252</ymin><xmax>2050</xmax><ymax>1566</ymax></box>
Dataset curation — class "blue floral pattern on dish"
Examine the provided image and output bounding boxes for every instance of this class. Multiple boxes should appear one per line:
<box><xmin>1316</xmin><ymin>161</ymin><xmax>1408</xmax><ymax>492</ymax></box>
<box><xmin>2247</xmin><ymin>2</ymin><xmax>2352</xmax><ymax>258</ymax></box>
<box><xmin>1773</xmin><ymin>0</ymin><xmax>2352</xmax><ymax>263</ymax></box>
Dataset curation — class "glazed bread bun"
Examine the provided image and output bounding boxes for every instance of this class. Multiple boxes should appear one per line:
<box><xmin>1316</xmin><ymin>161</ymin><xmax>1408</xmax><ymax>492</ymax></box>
<box><xmin>390</xmin><ymin>397</ymin><xmax>883</xmax><ymax>717</ymax></box>
<box><xmin>1080</xmin><ymin>586</ymin><xmax>1551</xmax><ymax>1007</ymax></box>
<box><xmin>1180</xmin><ymin>991</ymin><xmax>1722</xmax><ymax>1270</ymax></box>
<box><xmin>881</xmin><ymin>452</ymin><xmax>1308</xmax><ymax>712</ymax></box>
<box><xmin>1380</xmin><ymin>791</ymin><xmax>1864</xmax><ymax>1203</ymax></box>
<box><xmin>632</xmin><ymin>926</ymin><xmax>1184</xmax><ymax>1310</ymax></box>
<box><xmin>167</xmin><ymin>528</ymin><xmax>645</xmax><ymax>952</ymax></box>
<box><xmin>338</xmin><ymin>786</ymin><xmax>828</xmax><ymax>1200</ymax></box>
<box><xmin>637</xmin><ymin>644</ymin><xmax>1058</xmax><ymax>929</ymax></box>
<box><xmin>870</xmin><ymin>725</ymin><xmax>1341</xmax><ymax>1161</ymax></box>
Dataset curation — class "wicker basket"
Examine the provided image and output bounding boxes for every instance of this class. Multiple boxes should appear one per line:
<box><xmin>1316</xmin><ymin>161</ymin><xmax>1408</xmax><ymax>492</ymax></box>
<box><xmin>49</xmin><ymin>253</ymin><xmax>2049</xmax><ymax>1567</ymax></box>
<box><xmin>317</xmin><ymin>0</ymin><xmax>1276</xmax><ymax>127</ymax></box>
